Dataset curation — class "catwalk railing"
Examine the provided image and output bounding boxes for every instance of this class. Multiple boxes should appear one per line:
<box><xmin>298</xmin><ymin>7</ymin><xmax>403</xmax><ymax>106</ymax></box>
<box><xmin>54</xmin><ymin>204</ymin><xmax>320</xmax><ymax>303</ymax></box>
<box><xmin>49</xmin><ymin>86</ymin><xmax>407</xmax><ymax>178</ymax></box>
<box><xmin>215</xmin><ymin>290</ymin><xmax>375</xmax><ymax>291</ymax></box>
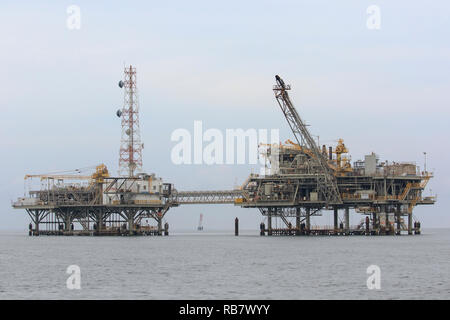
<box><xmin>172</xmin><ymin>190</ymin><xmax>243</xmax><ymax>204</ymax></box>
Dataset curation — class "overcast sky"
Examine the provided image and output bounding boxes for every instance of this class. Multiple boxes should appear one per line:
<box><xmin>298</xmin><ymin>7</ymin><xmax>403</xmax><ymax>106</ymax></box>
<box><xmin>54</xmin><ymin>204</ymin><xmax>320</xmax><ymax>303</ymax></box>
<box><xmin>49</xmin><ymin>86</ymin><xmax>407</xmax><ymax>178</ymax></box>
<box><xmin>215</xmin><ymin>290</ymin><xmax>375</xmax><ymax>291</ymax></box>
<box><xmin>1</xmin><ymin>0</ymin><xmax>449</xmax><ymax>230</ymax></box>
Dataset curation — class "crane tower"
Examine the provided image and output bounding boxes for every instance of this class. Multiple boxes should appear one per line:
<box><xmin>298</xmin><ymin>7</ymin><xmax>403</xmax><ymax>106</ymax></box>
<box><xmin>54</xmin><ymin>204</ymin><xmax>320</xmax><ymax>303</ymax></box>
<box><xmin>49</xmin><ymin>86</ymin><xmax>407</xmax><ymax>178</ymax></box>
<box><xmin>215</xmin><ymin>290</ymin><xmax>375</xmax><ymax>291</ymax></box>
<box><xmin>273</xmin><ymin>75</ymin><xmax>342</xmax><ymax>205</ymax></box>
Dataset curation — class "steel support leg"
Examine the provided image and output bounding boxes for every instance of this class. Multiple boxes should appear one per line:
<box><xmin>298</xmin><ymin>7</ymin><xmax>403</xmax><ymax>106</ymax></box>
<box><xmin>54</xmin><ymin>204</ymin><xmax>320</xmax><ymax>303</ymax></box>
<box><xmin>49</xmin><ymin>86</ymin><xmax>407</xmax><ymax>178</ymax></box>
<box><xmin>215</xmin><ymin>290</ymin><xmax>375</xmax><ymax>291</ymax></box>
<box><xmin>157</xmin><ymin>218</ymin><xmax>163</xmax><ymax>236</ymax></box>
<box><xmin>372</xmin><ymin>212</ymin><xmax>377</xmax><ymax>233</ymax></box>
<box><xmin>344</xmin><ymin>207</ymin><xmax>350</xmax><ymax>235</ymax></box>
<box><xmin>268</xmin><ymin>208</ymin><xmax>272</xmax><ymax>236</ymax></box>
<box><xmin>306</xmin><ymin>208</ymin><xmax>310</xmax><ymax>234</ymax></box>
<box><xmin>128</xmin><ymin>218</ymin><xmax>134</xmax><ymax>236</ymax></box>
<box><xmin>34</xmin><ymin>211</ymin><xmax>40</xmax><ymax>236</ymax></box>
<box><xmin>380</xmin><ymin>210</ymin><xmax>386</xmax><ymax>235</ymax></box>
<box><xmin>408</xmin><ymin>213</ymin><xmax>413</xmax><ymax>235</ymax></box>
<box><xmin>97</xmin><ymin>211</ymin><xmax>103</xmax><ymax>234</ymax></box>
<box><xmin>396</xmin><ymin>206</ymin><xmax>401</xmax><ymax>235</ymax></box>
<box><xmin>65</xmin><ymin>215</ymin><xmax>71</xmax><ymax>232</ymax></box>
<box><xmin>296</xmin><ymin>207</ymin><xmax>301</xmax><ymax>235</ymax></box>
<box><xmin>333</xmin><ymin>207</ymin><xmax>338</xmax><ymax>231</ymax></box>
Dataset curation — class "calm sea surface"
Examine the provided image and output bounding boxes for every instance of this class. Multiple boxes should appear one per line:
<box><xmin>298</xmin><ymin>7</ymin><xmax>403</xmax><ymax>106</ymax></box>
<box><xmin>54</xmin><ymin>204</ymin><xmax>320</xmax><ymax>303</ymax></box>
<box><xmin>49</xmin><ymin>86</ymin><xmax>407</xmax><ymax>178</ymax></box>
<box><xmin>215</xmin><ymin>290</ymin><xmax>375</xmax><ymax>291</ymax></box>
<box><xmin>0</xmin><ymin>229</ymin><xmax>449</xmax><ymax>299</ymax></box>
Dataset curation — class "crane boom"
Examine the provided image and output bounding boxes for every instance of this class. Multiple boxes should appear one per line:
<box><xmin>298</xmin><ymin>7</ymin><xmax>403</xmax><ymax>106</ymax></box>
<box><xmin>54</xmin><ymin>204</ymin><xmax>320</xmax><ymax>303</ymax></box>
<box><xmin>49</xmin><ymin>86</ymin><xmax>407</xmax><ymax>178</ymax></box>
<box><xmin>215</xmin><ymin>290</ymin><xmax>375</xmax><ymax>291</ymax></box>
<box><xmin>24</xmin><ymin>174</ymin><xmax>92</xmax><ymax>181</ymax></box>
<box><xmin>273</xmin><ymin>75</ymin><xmax>342</xmax><ymax>205</ymax></box>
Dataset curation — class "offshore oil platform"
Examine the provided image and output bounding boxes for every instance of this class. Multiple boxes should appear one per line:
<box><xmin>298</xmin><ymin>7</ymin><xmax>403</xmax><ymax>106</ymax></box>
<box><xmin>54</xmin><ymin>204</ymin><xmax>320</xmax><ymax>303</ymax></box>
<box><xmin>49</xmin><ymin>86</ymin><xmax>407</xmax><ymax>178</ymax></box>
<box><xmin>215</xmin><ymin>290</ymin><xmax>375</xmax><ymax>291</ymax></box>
<box><xmin>12</xmin><ymin>67</ymin><xmax>436</xmax><ymax>236</ymax></box>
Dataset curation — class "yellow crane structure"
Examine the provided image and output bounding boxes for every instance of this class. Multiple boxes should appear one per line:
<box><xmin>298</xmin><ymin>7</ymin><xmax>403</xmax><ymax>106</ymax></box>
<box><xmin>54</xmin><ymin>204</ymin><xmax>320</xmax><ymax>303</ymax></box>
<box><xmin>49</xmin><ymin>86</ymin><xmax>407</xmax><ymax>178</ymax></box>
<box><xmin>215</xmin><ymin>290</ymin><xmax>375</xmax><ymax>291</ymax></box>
<box><xmin>333</xmin><ymin>139</ymin><xmax>352</xmax><ymax>175</ymax></box>
<box><xmin>24</xmin><ymin>164</ymin><xmax>109</xmax><ymax>184</ymax></box>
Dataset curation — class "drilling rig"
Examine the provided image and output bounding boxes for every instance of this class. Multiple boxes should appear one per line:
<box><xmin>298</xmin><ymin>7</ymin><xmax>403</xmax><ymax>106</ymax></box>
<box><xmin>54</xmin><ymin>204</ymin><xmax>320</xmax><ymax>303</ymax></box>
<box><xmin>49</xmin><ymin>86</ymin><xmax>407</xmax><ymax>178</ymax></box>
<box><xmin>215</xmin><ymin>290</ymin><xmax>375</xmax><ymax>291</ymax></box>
<box><xmin>234</xmin><ymin>75</ymin><xmax>435</xmax><ymax>236</ymax></box>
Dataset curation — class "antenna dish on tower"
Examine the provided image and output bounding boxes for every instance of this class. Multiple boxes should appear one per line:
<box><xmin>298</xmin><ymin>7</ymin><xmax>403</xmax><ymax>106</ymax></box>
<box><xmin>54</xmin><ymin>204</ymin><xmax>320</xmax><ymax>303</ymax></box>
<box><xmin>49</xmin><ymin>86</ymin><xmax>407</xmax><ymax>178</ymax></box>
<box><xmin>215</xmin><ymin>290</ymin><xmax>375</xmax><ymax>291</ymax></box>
<box><xmin>116</xmin><ymin>110</ymin><xmax>122</xmax><ymax>117</ymax></box>
<box><xmin>118</xmin><ymin>80</ymin><xmax>124</xmax><ymax>88</ymax></box>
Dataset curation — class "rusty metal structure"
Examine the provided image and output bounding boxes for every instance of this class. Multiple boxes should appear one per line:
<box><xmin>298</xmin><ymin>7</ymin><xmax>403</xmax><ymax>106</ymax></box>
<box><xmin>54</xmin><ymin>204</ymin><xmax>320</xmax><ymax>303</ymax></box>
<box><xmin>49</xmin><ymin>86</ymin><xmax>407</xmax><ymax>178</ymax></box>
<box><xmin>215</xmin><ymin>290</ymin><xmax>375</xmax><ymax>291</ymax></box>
<box><xmin>12</xmin><ymin>74</ymin><xmax>435</xmax><ymax>236</ymax></box>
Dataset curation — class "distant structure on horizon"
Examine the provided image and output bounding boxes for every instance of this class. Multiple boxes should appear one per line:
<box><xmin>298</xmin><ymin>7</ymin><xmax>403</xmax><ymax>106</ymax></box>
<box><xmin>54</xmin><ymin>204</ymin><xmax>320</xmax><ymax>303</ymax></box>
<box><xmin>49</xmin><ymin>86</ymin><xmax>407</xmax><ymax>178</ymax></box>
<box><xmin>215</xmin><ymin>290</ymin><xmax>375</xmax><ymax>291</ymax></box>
<box><xmin>197</xmin><ymin>214</ymin><xmax>204</xmax><ymax>231</ymax></box>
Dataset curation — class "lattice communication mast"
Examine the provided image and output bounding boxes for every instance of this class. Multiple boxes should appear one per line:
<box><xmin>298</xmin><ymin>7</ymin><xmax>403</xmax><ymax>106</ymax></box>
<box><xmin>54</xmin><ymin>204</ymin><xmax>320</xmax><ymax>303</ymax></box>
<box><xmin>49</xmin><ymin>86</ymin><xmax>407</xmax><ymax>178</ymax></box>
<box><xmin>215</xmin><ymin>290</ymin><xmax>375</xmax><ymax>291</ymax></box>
<box><xmin>117</xmin><ymin>65</ymin><xmax>143</xmax><ymax>177</ymax></box>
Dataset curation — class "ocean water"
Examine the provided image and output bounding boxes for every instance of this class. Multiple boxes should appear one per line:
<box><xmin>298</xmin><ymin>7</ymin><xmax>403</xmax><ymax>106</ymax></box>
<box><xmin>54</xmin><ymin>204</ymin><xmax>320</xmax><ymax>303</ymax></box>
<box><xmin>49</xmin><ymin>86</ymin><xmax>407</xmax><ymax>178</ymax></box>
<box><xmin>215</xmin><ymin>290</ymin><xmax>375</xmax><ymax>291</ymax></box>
<box><xmin>0</xmin><ymin>229</ymin><xmax>449</xmax><ymax>300</ymax></box>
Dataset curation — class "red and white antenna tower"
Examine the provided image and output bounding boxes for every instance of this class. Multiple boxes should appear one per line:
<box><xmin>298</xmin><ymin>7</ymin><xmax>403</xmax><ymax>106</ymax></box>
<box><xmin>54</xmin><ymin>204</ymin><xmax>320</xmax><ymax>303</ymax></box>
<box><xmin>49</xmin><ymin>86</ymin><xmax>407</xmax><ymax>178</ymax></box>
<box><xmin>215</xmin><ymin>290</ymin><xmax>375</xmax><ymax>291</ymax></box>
<box><xmin>117</xmin><ymin>65</ymin><xmax>143</xmax><ymax>177</ymax></box>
